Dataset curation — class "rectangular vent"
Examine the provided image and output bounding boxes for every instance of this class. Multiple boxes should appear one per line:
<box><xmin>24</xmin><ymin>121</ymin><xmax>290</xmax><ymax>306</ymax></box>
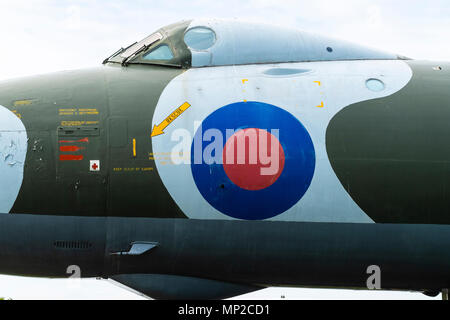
<box><xmin>54</xmin><ymin>240</ymin><xmax>93</xmax><ymax>250</ymax></box>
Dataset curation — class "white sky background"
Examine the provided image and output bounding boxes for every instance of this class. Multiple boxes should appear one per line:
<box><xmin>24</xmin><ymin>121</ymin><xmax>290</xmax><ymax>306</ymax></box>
<box><xmin>0</xmin><ymin>0</ymin><xmax>446</xmax><ymax>299</ymax></box>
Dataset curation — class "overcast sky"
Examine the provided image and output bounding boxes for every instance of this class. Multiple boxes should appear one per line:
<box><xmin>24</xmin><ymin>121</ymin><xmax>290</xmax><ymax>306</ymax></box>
<box><xmin>0</xmin><ymin>0</ymin><xmax>446</xmax><ymax>299</ymax></box>
<box><xmin>1</xmin><ymin>0</ymin><xmax>450</xmax><ymax>81</ymax></box>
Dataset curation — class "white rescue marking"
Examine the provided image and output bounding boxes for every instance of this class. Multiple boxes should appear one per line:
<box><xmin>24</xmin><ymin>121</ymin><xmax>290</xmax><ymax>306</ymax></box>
<box><xmin>90</xmin><ymin>160</ymin><xmax>100</xmax><ymax>171</ymax></box>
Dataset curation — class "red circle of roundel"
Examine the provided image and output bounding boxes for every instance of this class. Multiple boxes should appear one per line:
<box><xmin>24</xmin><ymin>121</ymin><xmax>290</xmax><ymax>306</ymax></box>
<box><xmin>222</xmin><ymin>128</ymin><xmax>285</xmax><ymax>191</ymax></box>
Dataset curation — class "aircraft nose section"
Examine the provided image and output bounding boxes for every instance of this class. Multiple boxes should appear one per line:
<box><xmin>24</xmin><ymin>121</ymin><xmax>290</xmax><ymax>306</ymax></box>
<box><xmin>0</xmin><ymin>104</ymin><xmax>28</xmax><ymax>214</ymax></box>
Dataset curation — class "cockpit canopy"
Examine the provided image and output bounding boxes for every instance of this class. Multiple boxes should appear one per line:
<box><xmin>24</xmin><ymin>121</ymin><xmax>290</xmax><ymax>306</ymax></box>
<box><xmin>105</xmin><ymin>19</ymin><xmax>404</xmax><ymax>68</ymax></box>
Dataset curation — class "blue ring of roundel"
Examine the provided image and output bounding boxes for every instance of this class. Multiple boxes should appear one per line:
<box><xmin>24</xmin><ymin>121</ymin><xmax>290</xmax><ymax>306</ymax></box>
<box><xmin>190</xmin><ymin>101</ymin><xmax>316</xmax><ymax>220</ymax></box>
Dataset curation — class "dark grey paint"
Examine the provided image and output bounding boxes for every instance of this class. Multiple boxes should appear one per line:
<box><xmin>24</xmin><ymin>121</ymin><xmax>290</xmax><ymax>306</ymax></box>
<box><xmin>0</xmin><ymin>214</ymin><xmax>449</xmax><ymax>297</ymax></box>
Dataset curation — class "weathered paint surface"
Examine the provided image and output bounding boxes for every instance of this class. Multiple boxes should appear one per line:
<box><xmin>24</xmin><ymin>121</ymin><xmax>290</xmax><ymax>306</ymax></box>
<box><xmin>0</xmin><ymin>65</ymin><xmax>186</xmax><ymax>218</ymax></box>
<box><xmin>0</xmin><ymin>104</ymin><xmax>27</xmax><ymax>214</ymax></box>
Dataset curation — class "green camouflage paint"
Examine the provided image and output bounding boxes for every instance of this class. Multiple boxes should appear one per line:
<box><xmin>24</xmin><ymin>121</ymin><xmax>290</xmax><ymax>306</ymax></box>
<box><xmin>327</xmin><ymin>60</ymin><xmax>450</xmax><ymax>224</ymax></box>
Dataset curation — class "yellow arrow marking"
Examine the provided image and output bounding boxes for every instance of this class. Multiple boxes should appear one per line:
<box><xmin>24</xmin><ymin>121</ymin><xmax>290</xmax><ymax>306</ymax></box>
<box><xmin>242</xmin><ymin>79</ymin><xmax>248</xmax><ymax>84</ymax></box>
<box><xmin>314</xmin><ymin>81</ymin><xmax>321</xmax><ymax>86</ymax></box>
<box><xmin>316</xmin><ymin>101</ymin><xmax>324</xmax><ymax>108</ymax></box>
<box><xmin>151</xmin><ymin>102</ymin><xmax>191</xmax><ymax>137</ymax></box>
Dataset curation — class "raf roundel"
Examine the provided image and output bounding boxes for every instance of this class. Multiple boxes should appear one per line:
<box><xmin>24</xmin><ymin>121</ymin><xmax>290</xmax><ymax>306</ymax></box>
<box><xmin>190</xmin><ymin>101</ymin><xmax>316</xmax><ymax>220</ymax></box>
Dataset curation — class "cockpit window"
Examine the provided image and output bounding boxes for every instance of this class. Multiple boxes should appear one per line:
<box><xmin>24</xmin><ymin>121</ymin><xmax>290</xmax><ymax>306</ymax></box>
<box><xmin>120</xmin><ymin>32</ymin><xmax>163</xmax><ymax>59</ymax></box>
<box><xmin>143</xmin><ymin>44</ymin><xmax>174</xmax><ymax>61</ymax></box>
<box><xmin>103</xmin><ymin>20</ymin><xmax>191</xmax><ymax>68</ymax></box>
<box><xmin>184</xmin><ymin>27</ymin><xmax>216</xmax><ymax>51</ymax></box>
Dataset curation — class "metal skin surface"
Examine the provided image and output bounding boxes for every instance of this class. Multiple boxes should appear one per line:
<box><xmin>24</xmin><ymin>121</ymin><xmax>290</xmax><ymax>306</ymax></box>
<box><xmin>1</xmin><ymin>64</ymin><xmax>186</xmax><ymax>218</ymax></box>
<box><xmin>327</xmin><ymin>60</ymin><xmax>450</xmax><ymax>224</ymax></box>
<box><xmin>0</xmin><ymin>215</ymin><xmax>449</xmax><ymax>293</ymax></box>
<box><xmin>0</xmin><ymin>19</ymin><xmax>449</xmax><ymax>298</ymax></box>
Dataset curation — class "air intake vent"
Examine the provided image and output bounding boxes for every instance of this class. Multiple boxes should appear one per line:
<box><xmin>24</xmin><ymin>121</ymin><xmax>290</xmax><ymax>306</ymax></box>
<box><xmin>54</xmin><ymin>240</ymin><xmax>93</xmax><ymax>250</ymax></box>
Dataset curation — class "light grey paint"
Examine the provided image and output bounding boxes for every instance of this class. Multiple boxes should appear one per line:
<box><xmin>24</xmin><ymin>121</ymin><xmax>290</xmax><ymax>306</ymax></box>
<box><xmin>186</xmin><ymin>19</ymin><xmax>399</xmax><ymax>67</ymax></box>
<box><xmin>152</xmin><ymin>60</ymin><xmax>412</xmax><ymax>223</ymax></box>
<box><xmin>0</xmin><ymin>104</ymin><xmax>27</xmax><ymax>214</ymax></box>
